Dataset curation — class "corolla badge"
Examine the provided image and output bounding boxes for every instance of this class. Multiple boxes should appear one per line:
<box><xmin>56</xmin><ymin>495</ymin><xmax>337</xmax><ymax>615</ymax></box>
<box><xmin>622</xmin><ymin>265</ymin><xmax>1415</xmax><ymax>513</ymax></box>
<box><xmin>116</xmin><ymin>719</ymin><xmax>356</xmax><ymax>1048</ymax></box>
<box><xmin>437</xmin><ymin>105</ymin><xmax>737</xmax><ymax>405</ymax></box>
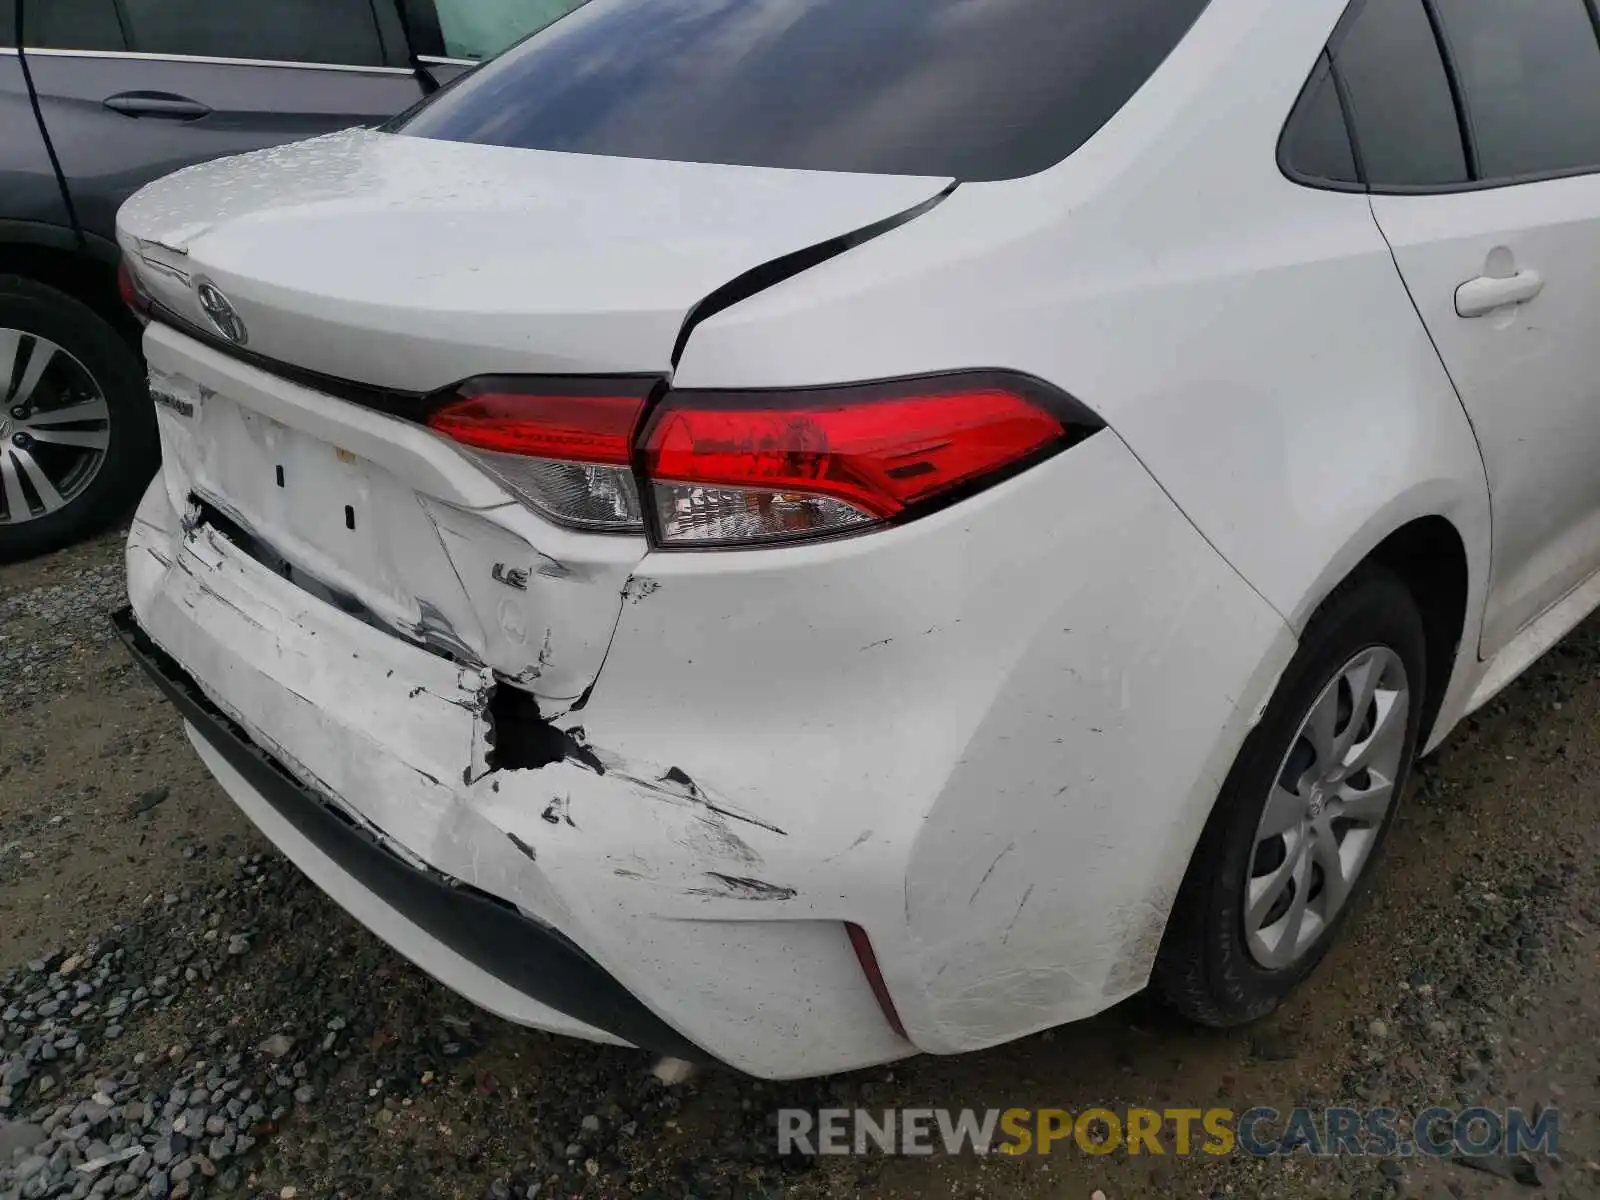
<box><xmin>196</xmin><ymin>281</ymin><xmax>247</xmax><ymax>345</ymax></box>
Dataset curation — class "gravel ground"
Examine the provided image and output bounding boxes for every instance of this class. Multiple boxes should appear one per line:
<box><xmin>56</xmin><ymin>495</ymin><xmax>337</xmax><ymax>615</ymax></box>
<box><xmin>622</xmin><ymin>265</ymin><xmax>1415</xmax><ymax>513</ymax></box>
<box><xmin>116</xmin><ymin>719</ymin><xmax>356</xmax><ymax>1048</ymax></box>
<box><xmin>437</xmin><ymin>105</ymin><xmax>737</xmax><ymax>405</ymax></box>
<box><xmin>1</xmin><ymin>528</ymin><xmax>1597</xmax><ymax>1200</ymax></box>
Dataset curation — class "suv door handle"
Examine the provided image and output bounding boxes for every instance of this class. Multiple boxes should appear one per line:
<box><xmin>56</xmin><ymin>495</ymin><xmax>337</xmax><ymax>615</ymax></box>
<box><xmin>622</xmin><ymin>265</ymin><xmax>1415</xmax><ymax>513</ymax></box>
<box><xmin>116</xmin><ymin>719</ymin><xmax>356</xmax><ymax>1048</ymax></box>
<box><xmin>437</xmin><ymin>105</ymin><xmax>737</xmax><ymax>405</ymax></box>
<box><xmin>103</xmin><ymin>91</ymin><xmax>212</xmax><ymax>120</ymax></box>
<box><xmin>1455</xmin><ymin>269</ymin><xmax>1545</xmax><ymax>318</ymax></box>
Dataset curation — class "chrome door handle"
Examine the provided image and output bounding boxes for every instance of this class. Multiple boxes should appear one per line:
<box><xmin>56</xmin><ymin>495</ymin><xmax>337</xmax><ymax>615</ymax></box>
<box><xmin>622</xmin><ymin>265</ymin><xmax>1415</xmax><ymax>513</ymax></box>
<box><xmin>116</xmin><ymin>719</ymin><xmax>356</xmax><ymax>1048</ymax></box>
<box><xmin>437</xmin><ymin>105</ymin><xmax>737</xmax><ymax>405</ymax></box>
<box><xmin>1455</xmin><ymin>269</ymin><xmax>1545</xmax><ymax>318</ymax></box>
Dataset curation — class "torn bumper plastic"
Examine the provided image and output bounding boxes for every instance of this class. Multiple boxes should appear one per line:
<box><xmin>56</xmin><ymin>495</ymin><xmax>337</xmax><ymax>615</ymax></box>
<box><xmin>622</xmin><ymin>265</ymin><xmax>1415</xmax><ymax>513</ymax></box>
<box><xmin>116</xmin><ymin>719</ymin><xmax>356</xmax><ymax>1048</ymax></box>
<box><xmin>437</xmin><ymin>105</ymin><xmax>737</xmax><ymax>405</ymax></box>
<box><xmin>123</xmin><ymin>479</ymin><xmax>911</xmax><ymax>1079</ymax></box>
<box><xmin>112</xmin><ymin>606</ymin><xmax>708</xmax><ymax>1062</ymax></box>
<box><xmin>124</xmin><ymin>413</ymin><xmax>1295</xmax><ymax>1078</ymax></box>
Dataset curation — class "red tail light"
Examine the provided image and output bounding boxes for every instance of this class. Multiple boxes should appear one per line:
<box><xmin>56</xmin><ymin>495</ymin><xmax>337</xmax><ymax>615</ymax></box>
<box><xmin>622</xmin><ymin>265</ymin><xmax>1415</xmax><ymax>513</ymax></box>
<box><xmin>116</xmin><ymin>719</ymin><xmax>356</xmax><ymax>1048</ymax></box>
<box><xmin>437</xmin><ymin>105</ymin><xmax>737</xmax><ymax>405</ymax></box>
<box><xmin>424</xmin><ymin>371</ymin><xmax>1099</xmax><ymax>546</ymax></box>
<box><xmin>427</xmin><ymin>381</ymin><xmax>645</xmax><ymax>465</ymax></box>
<box><xmin>426</xmin><ymin>378</ymin><xmax>654</xmax><ymax>532</ymax></box>
<box><xmin>117</xmin><ymin>258</ymin><xmax>153</xmax><ymax>323</ymax></box>
<box><xmin>640</xmin><ymin>374</ymin><xmax>1092</xmax><ymax>545</ymax></box>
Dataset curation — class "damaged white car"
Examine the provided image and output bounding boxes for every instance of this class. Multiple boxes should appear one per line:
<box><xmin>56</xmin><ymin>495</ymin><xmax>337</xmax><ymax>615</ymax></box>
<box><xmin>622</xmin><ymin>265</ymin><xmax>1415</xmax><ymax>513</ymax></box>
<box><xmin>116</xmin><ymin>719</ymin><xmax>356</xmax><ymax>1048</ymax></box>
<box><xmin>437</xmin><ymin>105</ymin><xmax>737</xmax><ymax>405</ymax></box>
<box><xmin>111</xmin><ymin>0</ymin><xmax>1600</xmax><ymax>1077</ymax></box>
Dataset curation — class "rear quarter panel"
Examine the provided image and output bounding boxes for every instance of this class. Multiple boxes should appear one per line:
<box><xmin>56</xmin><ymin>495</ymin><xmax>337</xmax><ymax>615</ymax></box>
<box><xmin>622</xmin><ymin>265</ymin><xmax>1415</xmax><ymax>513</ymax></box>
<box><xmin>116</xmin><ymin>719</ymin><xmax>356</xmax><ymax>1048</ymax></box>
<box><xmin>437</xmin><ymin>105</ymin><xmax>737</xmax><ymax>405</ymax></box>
<box><xmin>572</xmin><ymin>433</ymin><xmax>1295</xmax><ymax>1053</ymax></box>
<box><xmin>660</xmin><ymin>0</ymin><xmax>1494</xmax><ymax>1038</ymax></box>
<box><xmin>675</xmin><ymin>0</ymin><xmax>1491</xmax><ymax>736</ymax></box>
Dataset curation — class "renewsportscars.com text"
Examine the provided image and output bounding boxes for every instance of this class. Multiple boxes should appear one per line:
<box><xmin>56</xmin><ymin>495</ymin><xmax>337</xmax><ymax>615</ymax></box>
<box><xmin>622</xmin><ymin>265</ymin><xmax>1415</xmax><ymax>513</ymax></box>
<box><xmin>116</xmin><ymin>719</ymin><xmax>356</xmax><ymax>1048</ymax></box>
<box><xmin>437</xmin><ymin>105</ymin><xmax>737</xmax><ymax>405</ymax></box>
<box><xmin>776</xmin><ymin>1106</ymin><xmax>1559</xmax><ymax>1158</ymax></box>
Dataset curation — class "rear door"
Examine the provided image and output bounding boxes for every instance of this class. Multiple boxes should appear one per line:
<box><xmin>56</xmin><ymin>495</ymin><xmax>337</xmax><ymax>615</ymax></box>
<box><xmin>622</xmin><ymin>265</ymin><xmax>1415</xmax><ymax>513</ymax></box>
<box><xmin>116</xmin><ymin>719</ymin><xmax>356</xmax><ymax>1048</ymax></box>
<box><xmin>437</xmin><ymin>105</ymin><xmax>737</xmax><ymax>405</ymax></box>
<box><xmin>0</xmin><ymin>2</ymin><xmax>73</xmax><ymax>231</ymax></box>
<box><xmin>1350</xmin><ymin>0</ymin><xmax>1600</xmax><ymax>654</ymax></box>
<box><xmin>19</xmin><ymin>0</ymin><xmax>426</xmax><ymax>243</ymax></box>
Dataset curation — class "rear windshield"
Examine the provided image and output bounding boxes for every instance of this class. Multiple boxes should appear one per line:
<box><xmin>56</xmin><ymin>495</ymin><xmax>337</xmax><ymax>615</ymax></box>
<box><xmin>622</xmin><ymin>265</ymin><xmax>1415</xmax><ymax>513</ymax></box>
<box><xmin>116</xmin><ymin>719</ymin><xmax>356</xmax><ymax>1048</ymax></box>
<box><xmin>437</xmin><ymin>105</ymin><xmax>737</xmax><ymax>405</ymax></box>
<box><xmin>397</xmin><ymin>0</ymin><xmax>1214</xmax><ymax>182</ymax></box>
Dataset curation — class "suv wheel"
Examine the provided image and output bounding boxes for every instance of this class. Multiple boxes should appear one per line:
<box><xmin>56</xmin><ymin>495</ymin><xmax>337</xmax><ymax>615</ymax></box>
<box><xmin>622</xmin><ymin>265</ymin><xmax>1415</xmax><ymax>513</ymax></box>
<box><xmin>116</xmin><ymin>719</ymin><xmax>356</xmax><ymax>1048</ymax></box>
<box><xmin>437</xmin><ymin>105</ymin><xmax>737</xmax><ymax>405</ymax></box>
<box><xmin>0</xmin><ymin>275</ymin><xmax>156</xmax><ymax>561</ymax></box>
<box><xmin>1154</xmin><ymin>565</ymin><xmax>1427</xmax><ymax>1026</ymax></box>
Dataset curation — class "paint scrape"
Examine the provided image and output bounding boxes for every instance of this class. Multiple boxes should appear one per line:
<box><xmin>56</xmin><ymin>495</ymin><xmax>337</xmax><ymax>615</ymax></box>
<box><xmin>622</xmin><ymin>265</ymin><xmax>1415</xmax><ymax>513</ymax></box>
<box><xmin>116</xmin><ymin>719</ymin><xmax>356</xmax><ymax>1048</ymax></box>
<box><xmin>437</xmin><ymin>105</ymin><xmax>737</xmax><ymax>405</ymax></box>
<box><xmin>688</xmin><ymin>873</ymin><xmax>798</xmax><ymax>901</ymax></box>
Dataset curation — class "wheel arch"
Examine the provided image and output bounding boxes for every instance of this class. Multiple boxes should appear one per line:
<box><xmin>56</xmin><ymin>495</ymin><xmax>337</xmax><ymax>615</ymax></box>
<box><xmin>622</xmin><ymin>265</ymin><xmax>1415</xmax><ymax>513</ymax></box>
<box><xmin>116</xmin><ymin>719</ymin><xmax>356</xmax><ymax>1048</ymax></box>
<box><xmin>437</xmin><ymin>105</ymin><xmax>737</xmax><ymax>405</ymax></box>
<box><xmin>1365</xmin><ymin>516</ymin><xmax>1471</xmax><ymax>751</ymax></box>
<box><xmin>0</xmin><ymin>225</ymin><xmax>141</xmax><ymax>349</ymax></box>
<box><xmin>1285</xmin><ymin>491</ymin><xmax>1484</xmax><ymax>754</ymax></box>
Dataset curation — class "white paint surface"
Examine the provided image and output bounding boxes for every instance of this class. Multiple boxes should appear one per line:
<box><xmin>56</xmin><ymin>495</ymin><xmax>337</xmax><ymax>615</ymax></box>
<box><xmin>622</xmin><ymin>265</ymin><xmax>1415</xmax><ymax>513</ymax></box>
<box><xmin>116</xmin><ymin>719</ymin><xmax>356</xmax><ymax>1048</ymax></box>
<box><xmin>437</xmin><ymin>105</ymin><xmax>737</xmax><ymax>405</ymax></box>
<box><xmin>119</xmin><ymin>127</ymin><xmax>950</xmax><ymax>387</ymax></box>
<box><xmin>115</xmin><ymin>0</ymin><xmax>1600</xmax><ymax>1076</ymax></box>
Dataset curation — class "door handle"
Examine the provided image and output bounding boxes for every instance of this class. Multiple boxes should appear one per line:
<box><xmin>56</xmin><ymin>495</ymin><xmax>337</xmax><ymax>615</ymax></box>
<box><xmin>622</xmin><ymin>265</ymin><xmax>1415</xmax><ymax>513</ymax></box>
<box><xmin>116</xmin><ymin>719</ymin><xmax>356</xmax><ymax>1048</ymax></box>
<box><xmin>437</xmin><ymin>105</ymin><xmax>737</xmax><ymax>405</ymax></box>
<box><xmin>103</xmin><ymin>91</ymin><xmax>212</xmax><ymax>120</ymax></box>
<box><xmin>1455</xmin><ymin>269</ymin><xmax>1545</xmax><ymax>318</ymax></box>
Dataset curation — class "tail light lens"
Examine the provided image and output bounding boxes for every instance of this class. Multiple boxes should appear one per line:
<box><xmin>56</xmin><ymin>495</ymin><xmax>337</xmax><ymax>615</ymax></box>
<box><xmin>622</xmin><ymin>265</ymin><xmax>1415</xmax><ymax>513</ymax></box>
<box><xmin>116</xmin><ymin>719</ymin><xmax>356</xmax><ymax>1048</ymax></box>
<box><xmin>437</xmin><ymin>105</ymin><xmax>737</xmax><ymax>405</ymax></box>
<box><xmin>117</xmin><ymin>258</ymin><xmax>153</xmax><ymax>324</ymax></box>
<box><xmin>640</xmin><ymin>375</ymin><xmax>1091</xmax><ymax>546</ymax></box>
<box><xmin>427</xmin><ymin>379</ymin><xmax>651</xmax><ymax>531</ymax></box>
<box><xmin>425</xmin><ymin>372</ymin><xmax>1099</xmax><ymax>546</ymax></box>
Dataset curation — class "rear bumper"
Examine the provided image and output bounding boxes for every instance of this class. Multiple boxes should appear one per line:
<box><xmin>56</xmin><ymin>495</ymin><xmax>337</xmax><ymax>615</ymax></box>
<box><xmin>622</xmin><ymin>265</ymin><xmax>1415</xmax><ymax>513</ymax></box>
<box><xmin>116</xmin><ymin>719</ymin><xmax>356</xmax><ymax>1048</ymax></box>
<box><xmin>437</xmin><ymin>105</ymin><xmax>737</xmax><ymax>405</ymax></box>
<box><xmin>124</xmin><ymin>420</ymin><xmax>1295</xmax><ymax>1078</ymax></box>
<box><xmin>112</xmin><ymin>606</ymin><xmax>709</xmax><ymax>1063</ymax></box>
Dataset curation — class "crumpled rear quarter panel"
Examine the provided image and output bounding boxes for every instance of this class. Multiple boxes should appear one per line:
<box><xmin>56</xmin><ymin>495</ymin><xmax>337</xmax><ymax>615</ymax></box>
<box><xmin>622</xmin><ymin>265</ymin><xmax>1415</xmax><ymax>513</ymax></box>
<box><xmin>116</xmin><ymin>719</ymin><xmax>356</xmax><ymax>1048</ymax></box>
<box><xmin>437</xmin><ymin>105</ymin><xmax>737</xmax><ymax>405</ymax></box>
<box><xmin>568</xmin><ymin>431</ymin><xmax>1295</xmax><ymax>1056</ymax></box>
<box><xmin>129</xmin><ymin>420</ymin><xmax>1293</xmax><ymax>1074</ymax></box>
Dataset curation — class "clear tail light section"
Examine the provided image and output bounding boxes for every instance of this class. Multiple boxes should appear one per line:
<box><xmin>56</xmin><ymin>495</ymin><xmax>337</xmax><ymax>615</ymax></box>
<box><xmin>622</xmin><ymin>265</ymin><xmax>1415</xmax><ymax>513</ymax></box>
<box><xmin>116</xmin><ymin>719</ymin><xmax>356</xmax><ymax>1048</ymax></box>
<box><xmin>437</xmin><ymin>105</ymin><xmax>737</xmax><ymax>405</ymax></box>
<box><xmin>425</xmin><ymin>371</ymin><xmax>1100</xmax><ymax>547</ymax></box>
<box><xmin>426</xmin><ymin>378</ymin><xmax>651</xmax><ymax>532</ymax></box>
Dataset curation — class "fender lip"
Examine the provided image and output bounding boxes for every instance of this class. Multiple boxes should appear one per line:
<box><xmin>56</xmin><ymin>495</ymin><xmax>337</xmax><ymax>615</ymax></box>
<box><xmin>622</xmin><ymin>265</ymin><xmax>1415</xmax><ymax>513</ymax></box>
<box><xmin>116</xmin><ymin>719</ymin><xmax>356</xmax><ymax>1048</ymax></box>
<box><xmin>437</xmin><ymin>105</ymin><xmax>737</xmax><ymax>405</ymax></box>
<box><xmin>110</xmin><ymin>604</ymin><xmax>722</xmax><ymax>1067</ymax></box>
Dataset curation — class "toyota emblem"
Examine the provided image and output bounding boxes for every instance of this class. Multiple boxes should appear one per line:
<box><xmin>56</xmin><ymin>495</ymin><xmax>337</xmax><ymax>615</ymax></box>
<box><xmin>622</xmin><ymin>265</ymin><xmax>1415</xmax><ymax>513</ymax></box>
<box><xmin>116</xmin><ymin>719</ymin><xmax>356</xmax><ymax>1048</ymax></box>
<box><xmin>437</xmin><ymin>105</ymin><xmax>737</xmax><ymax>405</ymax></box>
<box><xmin>197</xmin><ymin>281</ymin><xmax>248</xmax><ymax>345</ymax></box>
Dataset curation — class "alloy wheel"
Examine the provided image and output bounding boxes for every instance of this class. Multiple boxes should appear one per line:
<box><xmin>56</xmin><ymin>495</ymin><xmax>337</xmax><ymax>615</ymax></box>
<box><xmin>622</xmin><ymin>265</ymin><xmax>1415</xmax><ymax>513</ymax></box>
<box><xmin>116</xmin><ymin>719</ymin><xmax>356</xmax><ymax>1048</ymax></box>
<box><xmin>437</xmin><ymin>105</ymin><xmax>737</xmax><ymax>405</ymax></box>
<box><xmin>0</xmin><ymin>328</ymin><xmax>112</xmax><ymax>526</ymax></box>
<box><xmin>1244</xmin><ymin>645</ymin><xmax>1410</xmax><ymax>970</ymax></box>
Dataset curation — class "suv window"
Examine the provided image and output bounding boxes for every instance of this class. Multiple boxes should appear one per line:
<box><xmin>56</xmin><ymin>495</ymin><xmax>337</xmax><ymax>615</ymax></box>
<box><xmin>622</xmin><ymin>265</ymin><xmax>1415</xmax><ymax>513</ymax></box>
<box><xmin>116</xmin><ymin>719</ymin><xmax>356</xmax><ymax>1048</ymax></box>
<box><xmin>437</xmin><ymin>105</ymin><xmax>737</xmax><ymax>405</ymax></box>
<box><xmin>1330</xmin><ymin>0</ymin><xmax>1467</xmax><ymax>188</ymax></box>
<box><xmin>1433</xmin><ymin>0</ymin><xmax>1600</xmax><ymax>181</ymax></box>
<box><xmin>434</xmin><ymin>0</ymin><xmax>584</xmax><ymax>62</ymax></box>
<box><xmin>117</xmin><ymin>0</ymin><xmax>386</xmax><ymax>65</ymax></box>
<box><xmin>22</xmin><ymin>0</ymin><xmax>127</xmax><ymax>51</ymax></box>
<box><xmin>398</xmin><ymin>0</ymin><xmax>1215</xmax><ymax>181</ymax></box>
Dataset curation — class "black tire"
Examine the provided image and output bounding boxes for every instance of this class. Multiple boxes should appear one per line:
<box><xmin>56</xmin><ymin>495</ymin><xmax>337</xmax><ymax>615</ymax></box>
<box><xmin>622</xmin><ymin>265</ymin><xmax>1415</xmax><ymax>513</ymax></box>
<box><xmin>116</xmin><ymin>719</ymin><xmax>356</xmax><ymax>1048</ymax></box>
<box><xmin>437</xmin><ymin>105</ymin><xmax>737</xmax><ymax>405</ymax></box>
<box><xmin>0</xmin><ymin>274</ymin><xmax>157</xmax><ymax>563</ymax></box>
<box><xmin>1153</xmin><ymin>565</ymin><xmax>1427</xmax><ymax>1026</ymax></box>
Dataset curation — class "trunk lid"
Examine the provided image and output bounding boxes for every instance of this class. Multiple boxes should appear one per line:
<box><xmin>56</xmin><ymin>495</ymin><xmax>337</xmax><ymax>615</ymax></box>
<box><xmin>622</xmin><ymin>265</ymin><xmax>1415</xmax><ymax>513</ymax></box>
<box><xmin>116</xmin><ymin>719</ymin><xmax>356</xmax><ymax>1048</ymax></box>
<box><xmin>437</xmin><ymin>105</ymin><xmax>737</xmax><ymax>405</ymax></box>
<box><xmin>116</xmin><ymin>127</ymin><xmax>951</xmax><ymax>389</ymax></box>
<box><xmin>119</xmin><ymin>131</ymin><xmax>949</xmax><ymax>711</ymax></box>
<box><xmin>141</xmin><ymin>321</ymin><xmax>650</xmax><ymax>713</ymax></box>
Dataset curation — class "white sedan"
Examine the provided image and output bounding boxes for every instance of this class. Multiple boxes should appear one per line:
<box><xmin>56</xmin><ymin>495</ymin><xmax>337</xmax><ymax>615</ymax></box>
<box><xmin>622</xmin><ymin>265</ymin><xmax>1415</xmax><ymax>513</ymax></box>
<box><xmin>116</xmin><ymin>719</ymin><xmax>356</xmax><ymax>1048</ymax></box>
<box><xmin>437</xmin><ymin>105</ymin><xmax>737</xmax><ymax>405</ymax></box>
<box><xmin>110</xmin><ymin>0</ymin><xmax>1598</xmax><ymax>1078</ymax></box>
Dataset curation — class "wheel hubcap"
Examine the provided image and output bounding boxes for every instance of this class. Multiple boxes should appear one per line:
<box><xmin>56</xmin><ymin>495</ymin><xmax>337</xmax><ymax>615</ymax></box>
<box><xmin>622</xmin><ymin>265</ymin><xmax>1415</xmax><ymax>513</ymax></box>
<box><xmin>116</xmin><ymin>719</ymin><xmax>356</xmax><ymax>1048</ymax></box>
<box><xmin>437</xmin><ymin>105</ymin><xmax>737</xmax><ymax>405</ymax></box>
<box><xmin>1244</xmin><ymin>645</ymin><xmax>1410</xmax><ymax>970</ymax></box>
<box><xmin>0</xmin><ymin>328</ymin><xmax>111</xmax><ymax>526</ymax></box>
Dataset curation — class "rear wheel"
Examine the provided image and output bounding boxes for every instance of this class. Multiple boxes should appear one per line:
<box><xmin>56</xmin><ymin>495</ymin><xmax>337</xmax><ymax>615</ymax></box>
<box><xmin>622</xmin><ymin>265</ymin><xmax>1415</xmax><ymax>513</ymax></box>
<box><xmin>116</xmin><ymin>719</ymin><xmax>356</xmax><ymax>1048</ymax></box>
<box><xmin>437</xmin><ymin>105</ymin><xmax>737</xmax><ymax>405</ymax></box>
<box><xmin>0</xmin><ymin>276</ymin><xmax>156</xmax><ymax>562</ymax></box>
<box><xmin>1154</xmin><ymin>565</ymin><xmax>1427</xmax><ymax>1026</ymax></box>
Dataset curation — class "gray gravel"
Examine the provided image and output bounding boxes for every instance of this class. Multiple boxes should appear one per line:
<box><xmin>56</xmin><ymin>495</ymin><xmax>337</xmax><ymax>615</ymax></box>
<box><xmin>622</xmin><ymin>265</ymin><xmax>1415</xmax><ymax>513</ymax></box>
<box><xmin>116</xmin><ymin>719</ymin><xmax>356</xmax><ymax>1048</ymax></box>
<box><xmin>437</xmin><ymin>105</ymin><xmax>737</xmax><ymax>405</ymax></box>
<box><xmin>0</xmin><ymin>857</ymin><xmax>294</xmax><ymax>1200</ymax></box>
<box><xmin>0</xmin><ymin>559</ymin><xmax>127</xmax><ymax>710</ymax></box>
<box><xmin>3</xmin><ymin>530</ymin><xmax>1599</xmax><ymax>1200</ymax></box>
<box><xmin>0</xmin><ymin>849</ymin><xmax>764</xmax><ymax>1200</ymax></box>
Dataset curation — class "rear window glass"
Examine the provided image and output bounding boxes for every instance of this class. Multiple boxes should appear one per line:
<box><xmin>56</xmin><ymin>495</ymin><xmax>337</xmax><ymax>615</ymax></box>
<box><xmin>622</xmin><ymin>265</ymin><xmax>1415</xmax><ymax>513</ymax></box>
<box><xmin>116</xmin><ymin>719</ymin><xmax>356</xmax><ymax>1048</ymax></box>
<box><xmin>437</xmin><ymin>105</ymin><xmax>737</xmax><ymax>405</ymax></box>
<box><xmin>396</xmin><ymin>0</ymin><xmax>1214</xmax><ymax>181</ymax></box>
<box><xmin>1330</xmin><ymin>0</ymin><xmax>1467</xmax><ymax>188</ymax></box>
<box><xmin>1282</xmin><ymin>53</ymin><xmax>1360</xmax><ymax>186</ymax></box>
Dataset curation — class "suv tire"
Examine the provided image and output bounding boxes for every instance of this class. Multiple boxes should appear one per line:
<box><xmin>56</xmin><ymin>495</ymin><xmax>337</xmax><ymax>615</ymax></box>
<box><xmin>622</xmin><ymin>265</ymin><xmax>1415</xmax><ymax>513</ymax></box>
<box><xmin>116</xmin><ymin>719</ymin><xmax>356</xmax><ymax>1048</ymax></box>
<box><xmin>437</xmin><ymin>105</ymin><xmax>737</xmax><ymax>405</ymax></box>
<box><xmin>0</xmin><ymin>275</ymin><xmax>156</xmax><ymax>562</ymax></box>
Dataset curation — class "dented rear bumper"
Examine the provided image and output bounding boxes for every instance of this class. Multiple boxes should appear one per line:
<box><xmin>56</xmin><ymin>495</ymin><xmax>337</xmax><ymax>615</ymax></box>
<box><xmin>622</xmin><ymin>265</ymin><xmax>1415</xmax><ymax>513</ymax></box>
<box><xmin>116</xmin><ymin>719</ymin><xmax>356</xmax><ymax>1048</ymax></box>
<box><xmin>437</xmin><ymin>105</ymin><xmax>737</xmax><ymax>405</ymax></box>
<box><xmin>112</xmin><ymin>606</ymin><xmax>710</xmax><ymax>1062</ymax></box>
<box><xmin>124</xmin><ymin>418</ymin><xmax>1296</xmax><ymax>1079</ymax></box>
<box><xmin>123</xmin><ymin>479</ymin><xmax>913</xmax><ymax>1078</ymax></box>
